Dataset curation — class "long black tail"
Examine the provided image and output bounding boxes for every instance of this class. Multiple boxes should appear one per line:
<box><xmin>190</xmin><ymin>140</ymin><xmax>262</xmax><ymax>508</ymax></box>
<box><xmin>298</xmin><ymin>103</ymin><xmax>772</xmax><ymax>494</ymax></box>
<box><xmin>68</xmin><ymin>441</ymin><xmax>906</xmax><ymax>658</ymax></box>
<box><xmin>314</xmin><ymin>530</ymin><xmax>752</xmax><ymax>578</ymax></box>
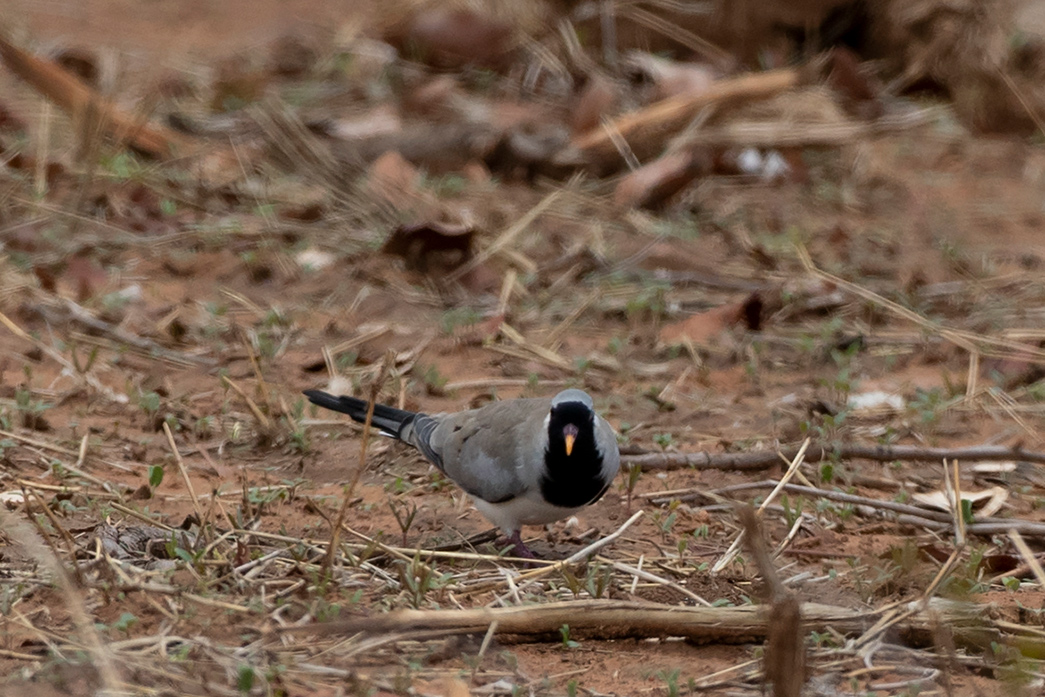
<box><xmin>303</xmin><ymin>389</ymin><xmax>417</xmax><ymax>438</ymax></box>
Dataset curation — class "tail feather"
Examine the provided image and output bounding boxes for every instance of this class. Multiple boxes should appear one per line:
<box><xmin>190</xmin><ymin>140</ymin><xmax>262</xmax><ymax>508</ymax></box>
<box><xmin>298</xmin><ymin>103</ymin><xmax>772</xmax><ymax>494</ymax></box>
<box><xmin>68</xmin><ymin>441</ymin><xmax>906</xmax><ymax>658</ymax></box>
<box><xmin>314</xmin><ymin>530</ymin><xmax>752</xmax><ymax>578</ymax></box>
<box><xmin>303</xmin><ymin>389</ymin><xmax>416</xmax><ymax>438</ymax></box>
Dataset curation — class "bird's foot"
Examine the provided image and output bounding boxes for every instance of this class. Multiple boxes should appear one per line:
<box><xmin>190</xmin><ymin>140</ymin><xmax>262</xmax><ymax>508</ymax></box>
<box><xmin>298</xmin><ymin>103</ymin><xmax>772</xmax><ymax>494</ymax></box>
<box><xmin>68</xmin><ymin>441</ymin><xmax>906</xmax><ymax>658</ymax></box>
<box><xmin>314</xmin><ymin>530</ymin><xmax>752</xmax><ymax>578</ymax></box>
<box><xmin>506</xmin><ymin>530</ymin><xmax>536</xmax><ymax>561</ymax></box>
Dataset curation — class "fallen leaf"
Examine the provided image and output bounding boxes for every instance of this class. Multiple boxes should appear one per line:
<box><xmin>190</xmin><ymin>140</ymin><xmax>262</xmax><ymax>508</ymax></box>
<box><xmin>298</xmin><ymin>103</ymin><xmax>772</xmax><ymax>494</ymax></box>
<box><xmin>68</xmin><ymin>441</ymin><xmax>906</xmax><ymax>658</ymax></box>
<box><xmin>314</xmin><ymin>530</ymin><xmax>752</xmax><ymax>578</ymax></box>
<box><xmin>571</xmin><ymin>74</ymin><xmax>620</xmax><ymax>135</ymax></box>
<box><xmin>0</xmin><ymin>490</ymin><xmax>26</xmax><ymax>508</ymax></box>
<box><xmin>65</xmin><ymin>255</ymin><xmax>109</xmax><ymax>301</ymax></box>
<box><xmin>401</xmin><ymin>75</ymin><xmax>465</xmax><ymax>119</ymax></box>
<box><xmin>397</xmin><ymin>8</ymin><xmax>515</xmax><ymax>71</ymax></box>
<box><xmin>625</xmin><ymin>52</ymin><xmax>717</xmax><ymax>101</ymax></box>
<box><xmin>268</xmin><ymin>34</ymin><xmax>318</xmax><ymax>79</ymax></box>
<box><xmin>461</xmin><ymin>160</ymin><xmax>492</xmax><ymax>183</ymax></box>
<box><xmin>659</xmin><ymin>300</ymin><xmax>746</xmax><ymax>346</ymax></box>
<box><xmin>614</xmin><ymin>150</ymin><xmax>709</xmax><ymax>209</ymax></box>
<box><xmin>983</xmin><ymin>346</ymin><xmax>1045</xmax><ymax>390</ymax></box>
<box><xmin>382</xmin><ymin>221</ymin><xmax>475</xmax><ymax>273</ymax></box>
<box><xmin>54</xmin><ymin>46</ymin><xmax>100</xmax><ymax>87</ymax></box>
<box><xmin>325</xmin><ymin>104</ymin><xmax>402</xmax><ymax>141</ymax></box>
<box><xmin>912</xmin><ymin>486</ymin><xmax>1009</xmax><ymax>518</ymax></box>
<box><xmin>0</xmin><ymin>100</ymin><xmax>27</xmax><ymax>131</ymax></box>
<box><xmin>486</xmin><ymin>124</ymin><xmax>571</xmax><ymax>181</ymax></box>
<box><xmin>825</xmin><ymin>46</ymin><xmax>883</xmax><ymax>120</ymax></box>
<box><xmin>440</xmin><ymin>677</ymin><xmax>471</xmax><ymax>697</ymax></box>
<box><xmin>210</xmin><ymin>55</ymin><xmax>269</xmax><ymax>112</ymax></box>
<box><xmin>367</xmin><ymin>150</ymin><xmax>422</xmax><ymax>206</ymax></box>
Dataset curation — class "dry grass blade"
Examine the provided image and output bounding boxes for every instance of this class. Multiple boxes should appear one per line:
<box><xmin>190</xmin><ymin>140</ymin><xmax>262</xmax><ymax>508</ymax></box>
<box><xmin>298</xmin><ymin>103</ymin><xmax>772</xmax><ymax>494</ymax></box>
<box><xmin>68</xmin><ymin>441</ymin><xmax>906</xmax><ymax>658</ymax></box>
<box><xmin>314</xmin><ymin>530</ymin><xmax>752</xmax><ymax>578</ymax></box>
<box><xmin>677</xmin><ymin>106</ymin><xmax>940</xmax><ymax>147</ymax></box>
<box><xmin>220</xmin><ymin>374</ymin><xmax>273</xmax><ymax>435</ymax></box>
<box><xmin>712</xmin><ymin>439</ymin><xmax>808</xmax><ymax>573</ymax></box>
<box><xmin>320</xmin><ymin>349</ymin><xmax>396</xmax><ymax>578</ymax></box>
<box><xmin>572</xmin><ymin>68</ymin><xmax>800</xmax><ymax>167</ymax></box>
<box><xmin>163</xmin><ymin>421</ymin><xmax>206</xmax><ymax>530</ymax></box>
<box><xmin>36</xmin><ymin>295</ymin><xmax>216</xmax><ymax>367</ymax></box>
<box><xmin>0</xmin><ymin>309</ymin><xmax>128</xmax><ymax>403</ymax></box>
<box><xmin>473</xmin><ymin>510</ymin><xmax>644</xmax><ymax>601</ymax></box>
<box><xmin>797</xmin><ymin>245</ymin><xmax>1045</xmax><ymax>364</ymax></box>
<box><xmin>251</xmin><ymin>100</ymin><xmax>344</xmax><ymax>185</ymax></box>
<box><xmin>0</xmin><ymin>507</ymin><xmax>123</xmax><ymax>693</ymax></box>
<box><xmin>1009</xmin><ymin>530</ymin><xmax>1045</xmax><ymax>590</ymax></box>
<box><xmin>447</xmin><ymin>189</ymin><xmax>562</xmax><ymax>282</ymax></box>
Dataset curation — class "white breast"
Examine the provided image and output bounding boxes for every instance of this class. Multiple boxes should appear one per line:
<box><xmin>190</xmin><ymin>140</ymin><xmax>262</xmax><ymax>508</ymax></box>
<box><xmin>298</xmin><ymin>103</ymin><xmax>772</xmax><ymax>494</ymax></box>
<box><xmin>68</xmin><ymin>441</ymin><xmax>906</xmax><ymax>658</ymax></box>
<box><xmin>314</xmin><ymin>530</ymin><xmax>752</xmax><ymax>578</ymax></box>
<box><xmin>471</xmin><ymin>490</ymin><xmax>584</xmax><ymax>534</ymax></box>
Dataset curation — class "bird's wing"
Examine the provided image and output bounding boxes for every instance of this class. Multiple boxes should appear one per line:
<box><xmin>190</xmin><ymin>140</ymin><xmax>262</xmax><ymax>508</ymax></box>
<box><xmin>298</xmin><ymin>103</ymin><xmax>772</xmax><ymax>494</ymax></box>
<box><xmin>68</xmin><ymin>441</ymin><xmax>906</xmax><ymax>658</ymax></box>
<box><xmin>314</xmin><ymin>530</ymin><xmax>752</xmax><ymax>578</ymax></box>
<box><xmin>423</xmin><ymin>398</ymin><xmax>550</xmax><ymax>504</ymax></box>
<box><xmin>592</xmin><ymin>414</ymin><xmax>622</xmax><ymax>494</ymax></box>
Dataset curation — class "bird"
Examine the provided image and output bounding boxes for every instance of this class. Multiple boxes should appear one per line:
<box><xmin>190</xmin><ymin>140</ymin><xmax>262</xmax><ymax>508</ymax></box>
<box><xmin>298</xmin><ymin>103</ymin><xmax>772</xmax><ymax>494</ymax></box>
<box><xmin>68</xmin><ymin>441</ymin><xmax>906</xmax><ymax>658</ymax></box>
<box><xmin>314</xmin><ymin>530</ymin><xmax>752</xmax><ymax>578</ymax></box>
<box><xmin>303</xmin><ymin>387</ymin><xmax>620</xmax><ymax>558</ymax></box>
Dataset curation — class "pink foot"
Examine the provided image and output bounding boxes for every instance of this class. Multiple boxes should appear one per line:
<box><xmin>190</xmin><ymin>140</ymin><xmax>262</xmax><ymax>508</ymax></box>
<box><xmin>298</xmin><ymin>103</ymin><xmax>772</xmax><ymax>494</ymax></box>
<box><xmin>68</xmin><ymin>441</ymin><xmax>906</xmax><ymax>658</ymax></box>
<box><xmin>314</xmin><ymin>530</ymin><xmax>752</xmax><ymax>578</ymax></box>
<box><xmin>506</xmin><ymin>530</ymin><xmax>536</xmax><ymax>560</ymax></box>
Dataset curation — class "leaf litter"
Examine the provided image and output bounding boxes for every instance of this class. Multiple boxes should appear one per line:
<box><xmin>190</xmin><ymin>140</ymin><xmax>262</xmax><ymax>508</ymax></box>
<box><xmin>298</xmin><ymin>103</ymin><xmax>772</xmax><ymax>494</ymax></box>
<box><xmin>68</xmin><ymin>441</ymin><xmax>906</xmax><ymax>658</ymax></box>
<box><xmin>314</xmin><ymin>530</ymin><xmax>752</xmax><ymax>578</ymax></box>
<box><xmin>2</xmin><ymin>0</ymin><xmax>1045</xmax><ymax>695</ymax></box>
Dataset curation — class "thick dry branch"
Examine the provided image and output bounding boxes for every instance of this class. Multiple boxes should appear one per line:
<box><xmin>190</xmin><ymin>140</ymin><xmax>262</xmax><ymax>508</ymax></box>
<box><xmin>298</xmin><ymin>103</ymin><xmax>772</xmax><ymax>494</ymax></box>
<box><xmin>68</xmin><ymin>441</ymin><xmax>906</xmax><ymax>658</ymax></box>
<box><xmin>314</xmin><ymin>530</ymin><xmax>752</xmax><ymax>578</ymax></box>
<box><xmin>0</xmin><ymin>35</ymin><xmax>191</xmax><ymax>158</ymax></box>
<box><xmin>624</xmin><ymin>442</ymin><xmax>1045</xmax><ymax>472</ymax></box>
<box><xmin>652</xmin><ymin>480</ymin><xmax>1045</xmax><ymax>538</ymax></box>
<box><xmin>286</xmin><ymin>598</ymin><xmax>1003</xmax><ymax>651</ymax></box>
<box><xmin>570</xmin><ymin>68</ymin><xmax>799</xmax><ymax>171</ymax></box>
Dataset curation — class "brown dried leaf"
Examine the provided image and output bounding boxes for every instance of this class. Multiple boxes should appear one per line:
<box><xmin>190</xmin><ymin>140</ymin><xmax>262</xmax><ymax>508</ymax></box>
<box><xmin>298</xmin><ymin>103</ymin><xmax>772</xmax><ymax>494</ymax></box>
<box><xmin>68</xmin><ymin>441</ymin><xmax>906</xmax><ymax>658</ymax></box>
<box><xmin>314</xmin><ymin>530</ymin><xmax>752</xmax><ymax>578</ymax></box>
<box><xmin>825</xmin><ymin>47</ymin><xmax>883</xmax><ymax>120</ymax></box>
<box><xmin>572</xmin><ymin>75</ymin><xmax>621</xmax><ymax>135</ymax></box>
<box><xmin>401</xmin><ymin>75</ymin><xmax>466</xmax><ymax>120</ymax></box>
<box><xmin>210</xmin><ymin>55</ymin><xmax>269</xmax><ymax>112</ymax></box>
<box><xmin>367</xmin><ymin>150</ymin><xmax>422</xmax><ymax>206</ymax></box>
<box><xmin>660</xmin><ymin>293</ymin><xmax>762</xmax><ymax>346</ymax></box>
<box><xmin>398</xmin><ymin>9</ymin><xmax>515</xmax><ymax>71</ymax></box>
<box><xmin>65</xmin><ymin>256</ymin><xmax>108</xmax><ymax>302</ymax></box>
<box><xmin>382</xmin><ymin>221</ymin><xmax>475</xmax><ymax>273</ymax></box>
<box><xmin>268</xmin><ymin>34</ymin><xmax>318</xmax><ymax>79</ymax></box>
<box><xmin>54</xmin><ymin>47</ymin><xmax>99</xmax><ymax>87</ymax></box>
<box><xmin>0</xmin><ymin>100</ymin><xmax>27</xmax><ymax>131</ymax></box>
<box><xmin>625</xmin><ymin>52</ymin><xmax>717</xmax><ymax>102</ymax></box>
<box><xmin>613</xmin><ymin>151</ymin><xmax>709</xmax><ymax>210</ymax></box>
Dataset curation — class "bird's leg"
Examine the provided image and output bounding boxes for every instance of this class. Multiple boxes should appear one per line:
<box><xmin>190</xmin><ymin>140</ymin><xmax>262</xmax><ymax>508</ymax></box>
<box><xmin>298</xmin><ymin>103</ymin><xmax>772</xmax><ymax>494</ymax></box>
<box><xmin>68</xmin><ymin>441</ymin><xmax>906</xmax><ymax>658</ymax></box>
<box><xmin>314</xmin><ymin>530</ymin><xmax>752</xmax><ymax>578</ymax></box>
<box><xmin>507</xmin><ymin>530</ymin><xmax>536</xmax><ymax>560</ymax></box>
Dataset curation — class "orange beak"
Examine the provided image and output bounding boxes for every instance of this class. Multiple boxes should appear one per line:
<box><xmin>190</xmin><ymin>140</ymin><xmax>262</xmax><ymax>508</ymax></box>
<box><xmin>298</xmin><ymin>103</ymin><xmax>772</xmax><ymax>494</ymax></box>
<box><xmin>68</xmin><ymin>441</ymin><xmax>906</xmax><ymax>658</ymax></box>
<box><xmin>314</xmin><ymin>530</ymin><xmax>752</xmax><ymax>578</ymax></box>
<box><xmin>563</xmin><ymin>424</ymin><xmax>579</xmax><ymax>456</ymax></box>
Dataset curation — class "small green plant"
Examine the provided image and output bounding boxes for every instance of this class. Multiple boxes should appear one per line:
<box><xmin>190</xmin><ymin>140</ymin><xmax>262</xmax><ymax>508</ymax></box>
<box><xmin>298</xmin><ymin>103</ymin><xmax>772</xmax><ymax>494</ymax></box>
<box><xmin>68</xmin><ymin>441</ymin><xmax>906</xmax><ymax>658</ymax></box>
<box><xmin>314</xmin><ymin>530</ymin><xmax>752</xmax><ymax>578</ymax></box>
<box><xmin>419</xmin><ymin>364</ymin><xmax>448</xmax><ymax>396</ymax></box>
<box><xmin>237</xmin><ymin>664</ymin><xmax>255</xmax><ymax>694</ymax></box>
<box><xmin>148</xmin><ymin>465</ymin><xmax>164</xmax><ymax>490</ymax></box>
<box><xmin>819</xmin><ymin>460</ymin><xmax>835</xmax><ymax>484</ymax></box>
<box><xmin>110</xmin><ymin>611</ymin><xmax>139</xmax><ymax>635</ymax></box>
<box><xmin>559</xmin><ymin>624</ymin><xmax>580</xmax><ymax>649</ymax></box>
<box><xmin>625</xmin><ymin>280</ymin><xmax>670</xmax><ymax>323</ymax></box>
<box><xmin>584</xmin><ymin>563</ymin><xmax>613</xmax><ymax>599</ymax></box>
<box><xmin>440</xmin><ymin>307</ymin><xmax>482</xmax><ymax>334</ymax></box>
<box><xmin>423</xmin><ymin>173</ymin><xmax>467</xmax><ymax>198</ymax></box>
<box><xmin>655</xmin><ymin>509</ymin><xmax>678</xmax><ymax>537</ymax></box>
<box><xmin>652</xmin><ymin>432</ymin><xmax>675</xmax><ymax>450</ymax></box>
<box><xmin>388</xmin><ymin>498</ymin><xmax>419</xmax><ymax>547</ymax></box>
<box><xmin>14</xmin><ymin>387</ymin><xmax>50</xmax><ymax>430</ymax></box>
<box><xmin>781</xmin><ymin>494</ymin><xmax>804</xmax><ymax>529</ymax></box>
<box><xmin>622</xmin><ymin>463</ymin><xmax>642</xmax><ymax>510</ymax></box>
<box><xmin>283</xmin><ymin>399</ymin><xmax>310</xmax><ymax>454</ymax></box>
<box><xmin>657</xmin><ymin>668</ymin><xmax>681</xmax><ymax>697</ymax></box>
<box><xmin>399</xmin><ymin>555</ymin><xmax>452</xmax><ymax>608</ymax></box>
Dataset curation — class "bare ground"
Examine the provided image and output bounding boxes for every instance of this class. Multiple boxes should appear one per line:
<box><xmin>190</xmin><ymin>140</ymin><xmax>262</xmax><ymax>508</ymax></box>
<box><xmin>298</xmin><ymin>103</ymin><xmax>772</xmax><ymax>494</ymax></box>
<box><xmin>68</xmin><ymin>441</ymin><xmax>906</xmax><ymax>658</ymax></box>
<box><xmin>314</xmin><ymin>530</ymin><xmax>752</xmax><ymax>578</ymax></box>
<box><xmin>2</xmin><ymin>2</ymin><xmax>1045</xmax><ymax>696</ymax></box>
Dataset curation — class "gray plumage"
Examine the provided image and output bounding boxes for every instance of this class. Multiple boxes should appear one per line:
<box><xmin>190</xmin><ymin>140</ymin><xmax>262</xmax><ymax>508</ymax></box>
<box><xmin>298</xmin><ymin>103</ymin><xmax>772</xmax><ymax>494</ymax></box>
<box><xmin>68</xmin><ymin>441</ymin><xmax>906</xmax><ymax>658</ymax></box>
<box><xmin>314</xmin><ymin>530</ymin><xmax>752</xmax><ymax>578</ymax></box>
<box><xmin>304</xmin><ymin>388</ymin><xmax>620</xmax><ymax>557</ymax></box>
